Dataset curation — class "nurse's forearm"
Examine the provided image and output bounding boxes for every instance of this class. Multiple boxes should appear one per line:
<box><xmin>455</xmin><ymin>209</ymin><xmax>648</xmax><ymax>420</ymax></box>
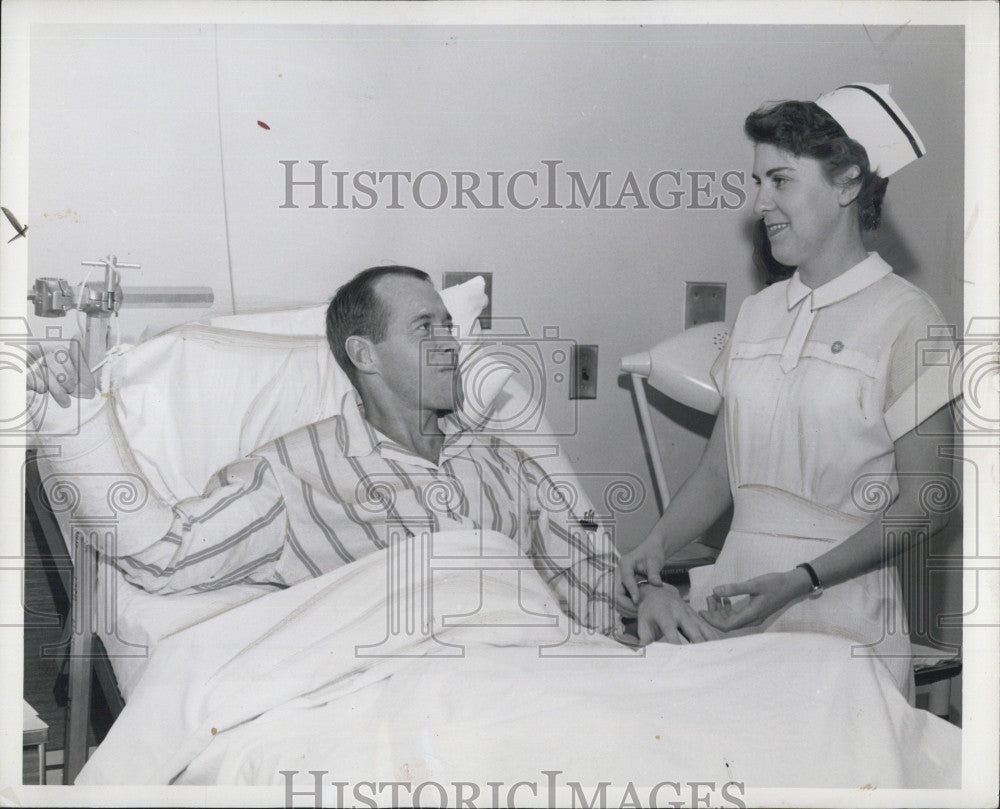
<box><xmin>800</xmin><ymin>407</ymin><xmax>954</xmax><ymax>592</ymax></box>
<box><xmin>801</xmin><ymin>520</ymin><xmax>898</xmax><ymax>594</ymax></box>
<box><xmin>803</xmin><ymin>506</ymin><xmax>949</xmax><ymax>595</ymax></box>
<box><xmin>648</xmin><ymin>410</ymin><xmax>732</xmax><ymax>559</ymax></box>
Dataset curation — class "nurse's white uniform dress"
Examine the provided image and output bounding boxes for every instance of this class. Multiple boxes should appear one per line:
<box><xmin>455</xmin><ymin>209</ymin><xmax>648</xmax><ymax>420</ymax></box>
<box><xmin>689</xmin><ymin>252</ymin><xmax>958</xmax><ymax>697</ymax></box>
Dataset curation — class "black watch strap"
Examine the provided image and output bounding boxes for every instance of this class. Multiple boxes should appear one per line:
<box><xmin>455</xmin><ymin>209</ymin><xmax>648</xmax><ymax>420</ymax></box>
<box><xmin>796</xmin><ymin>562</ymin><xmax>823</xmax><ymax>597</ymax></box>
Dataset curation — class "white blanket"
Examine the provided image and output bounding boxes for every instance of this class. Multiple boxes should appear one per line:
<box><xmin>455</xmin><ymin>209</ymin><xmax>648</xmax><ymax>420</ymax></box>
<box><xmin>78</xmin><ymin>530</ymin><xmax>959</xmax><ymax>789</ymax></box>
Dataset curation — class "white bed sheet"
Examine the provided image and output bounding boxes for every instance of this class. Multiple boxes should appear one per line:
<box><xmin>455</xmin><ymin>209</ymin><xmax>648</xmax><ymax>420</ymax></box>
<box><xmin>79</xmin><ymin>529</ymin><xmax>961</xmax><ymax>789</ymax></box>
<box><xmin>98</xmin><ymin>564</ymin><xmax>277</xmax><ymax>699</ymax></box>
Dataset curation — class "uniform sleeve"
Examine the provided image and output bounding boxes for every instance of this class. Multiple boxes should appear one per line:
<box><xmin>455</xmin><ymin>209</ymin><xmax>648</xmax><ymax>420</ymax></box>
<box><xmin>117</xmin><ymin>454</ymin><xmax>288</xmax><ymax>594</ymax></box>
<box><xmin>882</xmin><ymin>295</ymin><xmax>959</xmax><ymax>442</ymax></box>
<box><xmin>518</xmin><ymin>456</ymin><xmax>618</xmax><ymax>635</ymax></box>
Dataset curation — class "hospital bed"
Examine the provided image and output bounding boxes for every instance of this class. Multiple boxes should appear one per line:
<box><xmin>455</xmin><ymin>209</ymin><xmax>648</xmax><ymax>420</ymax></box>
<box><xmin>26</xmin><ymin>279</ymin><xmax>961</xmax><ymax>789</ymax></box>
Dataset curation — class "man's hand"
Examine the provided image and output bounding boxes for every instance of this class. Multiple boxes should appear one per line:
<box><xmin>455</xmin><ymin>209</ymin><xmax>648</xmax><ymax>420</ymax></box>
<box><xmin>699</xmin><ymin>569</ymin><xmax>811</xmax><ymax>632</ymax></box>
<box><xmin>25</xmin><ymin>341</ymin><xmax>97</xmax><ymax>407</ymax></box>
<box><xmin>636</xmin><ymin>584</ymin><xmax>723</xmax><ymax>645</ymax></box>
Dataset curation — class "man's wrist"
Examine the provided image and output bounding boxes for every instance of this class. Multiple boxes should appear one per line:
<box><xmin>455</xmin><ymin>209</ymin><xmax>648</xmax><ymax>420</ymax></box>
<box><xmin>636</xmin><ymin>580</ymin><xmax>678</xmax><ymax>600</ymax></box>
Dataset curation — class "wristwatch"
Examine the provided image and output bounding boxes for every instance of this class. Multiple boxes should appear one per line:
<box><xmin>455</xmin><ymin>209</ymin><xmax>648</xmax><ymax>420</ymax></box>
<box><xmin>795</xmin><ymin>562</ymin><xmax>824</xmax><ymax>598</ymax></box>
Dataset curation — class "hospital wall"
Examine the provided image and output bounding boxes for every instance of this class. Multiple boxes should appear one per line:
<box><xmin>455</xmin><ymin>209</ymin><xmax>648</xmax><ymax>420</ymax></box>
<box><xmin>27</xmin><ymin>25</ymin><xmax>965</xmax><ymax>634</ymax></box>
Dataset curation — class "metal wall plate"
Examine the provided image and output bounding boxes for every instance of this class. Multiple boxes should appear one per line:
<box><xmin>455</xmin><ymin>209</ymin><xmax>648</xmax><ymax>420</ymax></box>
<box><xmin>571</xmin><ymin>344</ymin><xmax>598</xmax><ymax>399</ymax></box>
<box><xmin>685</xmin><ymin>282</ymin><xmax>726</xmax><ymax>328</ymax></box>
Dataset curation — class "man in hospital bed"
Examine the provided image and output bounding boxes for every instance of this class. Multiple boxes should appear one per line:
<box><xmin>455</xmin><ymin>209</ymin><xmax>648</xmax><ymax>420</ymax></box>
<box><xmin>29</xmin><ymin>265</ymin><xmax>961</xmax><ymax>789</ymax></box>
<box><xmin>29</xmin><ymin>264</ymin><xmax>676</xmax><ymax>637</ymax></box>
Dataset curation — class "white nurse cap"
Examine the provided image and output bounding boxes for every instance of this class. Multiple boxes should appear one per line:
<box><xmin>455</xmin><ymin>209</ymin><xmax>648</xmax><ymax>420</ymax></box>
<box><xmin>815</xmin><ymin>83</ymin><xmax>926</xmax><ymax>177</ymax></box>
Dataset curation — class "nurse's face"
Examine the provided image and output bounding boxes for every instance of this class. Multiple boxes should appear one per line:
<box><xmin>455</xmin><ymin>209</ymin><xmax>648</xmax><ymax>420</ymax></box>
<box><xmin>751</xmin><ymin>143</ymin><xmax>845</xmax><ymax>270</ymax></box>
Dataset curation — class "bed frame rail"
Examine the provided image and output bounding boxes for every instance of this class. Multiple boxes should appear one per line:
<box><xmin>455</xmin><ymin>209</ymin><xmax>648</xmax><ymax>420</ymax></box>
<box><xmin>25</xmin><ymin>451</ymin><xmax>125</xmax><ymax>784</ymax></box>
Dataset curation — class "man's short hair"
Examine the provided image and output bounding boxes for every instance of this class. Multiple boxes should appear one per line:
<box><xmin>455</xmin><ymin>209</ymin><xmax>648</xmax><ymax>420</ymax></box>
<box><xmin>326</xmin><ymin>265</ymin><xmax>432</xmax><ymax>386</ymax></box>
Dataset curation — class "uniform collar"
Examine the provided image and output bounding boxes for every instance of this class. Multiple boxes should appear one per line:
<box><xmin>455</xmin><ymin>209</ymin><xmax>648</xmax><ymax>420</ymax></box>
<box><xmin>339</xmin><ymin>388</ymin><xmax>469</xmax><ymax>466</ymax></box>
<box><xmin>786</xmin><ymin>252</ymin><xmax>892</xmax><ymax>311</ymax></box>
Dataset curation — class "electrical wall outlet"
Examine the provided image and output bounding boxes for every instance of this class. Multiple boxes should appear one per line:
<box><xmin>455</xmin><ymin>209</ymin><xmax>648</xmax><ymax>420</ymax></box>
<box><xmin>442</xmin><ymin>271</ymin><xmax>492</xmax><ymax>330</ymax></box>
<box><xmin>685</xmin><ymin>282</ymin><xmax>726</xmax><ymax>328</ymax></box>
<box><xmin>571</xmin><ymin>344</ymin><xmax>598</xmax><ymax>399</ymax></box>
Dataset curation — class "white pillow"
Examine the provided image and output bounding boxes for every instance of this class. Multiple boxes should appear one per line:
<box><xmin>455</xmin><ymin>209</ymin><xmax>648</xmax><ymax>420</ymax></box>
<box><xmin>237</xmin><ymin>340</ymin><xmax>348</xmax><ymax>455</ymax></box>
<box><xmin>110</xmin><ymin>328</ymin><xmax>341</xmax><ymax>500</ymax></box>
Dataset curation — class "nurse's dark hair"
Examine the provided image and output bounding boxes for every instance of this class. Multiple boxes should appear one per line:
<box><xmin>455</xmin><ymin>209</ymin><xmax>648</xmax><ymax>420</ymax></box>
<box><xmin>326</xmin><ymin>265</ymin><xmax>431</xmax><ymax>385</ymax></box>
<box><xmin>745</xmin><ymin>100</ymin><xmax>889</xmax><ymax>284</ymax></box>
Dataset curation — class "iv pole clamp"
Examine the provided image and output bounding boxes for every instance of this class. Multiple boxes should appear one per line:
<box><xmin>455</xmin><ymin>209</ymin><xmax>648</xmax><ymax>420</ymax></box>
<box><xmin>77</xmin><ymin>255</ymin><xmax>138</xmax><ymax>364</ymax></box>
<box><xmin>27</xmin><ymin>255</ymin><xmax>214</xmax><ymax>366</ymax></box>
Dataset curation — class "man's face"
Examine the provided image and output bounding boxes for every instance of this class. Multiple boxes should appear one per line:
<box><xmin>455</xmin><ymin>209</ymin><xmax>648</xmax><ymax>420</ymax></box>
<box><xmin>370</xmin><ymin>275</ymin><xmax>461</xmax><ymax>413</ymax></box>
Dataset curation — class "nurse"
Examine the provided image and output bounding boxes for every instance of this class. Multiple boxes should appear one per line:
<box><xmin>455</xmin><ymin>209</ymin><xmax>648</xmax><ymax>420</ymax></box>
<box><xmin>618</xmin><ymin>84</ymin><xmax>958</xmax><ymax>696</ymax></box>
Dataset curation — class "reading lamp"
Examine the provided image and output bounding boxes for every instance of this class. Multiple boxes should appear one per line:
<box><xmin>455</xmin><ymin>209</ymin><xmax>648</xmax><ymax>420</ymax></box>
<box><xmin>620</xmin><ymin>321</ymin><xmax>730</xmax><ymax>512</ymax></box>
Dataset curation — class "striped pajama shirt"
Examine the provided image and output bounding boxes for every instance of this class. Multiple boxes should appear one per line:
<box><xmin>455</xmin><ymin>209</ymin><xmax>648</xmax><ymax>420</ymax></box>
<box><xmin>118</xmin><ymin>394</ymin><xmax>618</xmax><ymax>634</ymax></box>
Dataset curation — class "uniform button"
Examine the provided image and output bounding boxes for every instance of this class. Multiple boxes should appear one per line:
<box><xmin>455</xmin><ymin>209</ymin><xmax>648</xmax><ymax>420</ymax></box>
<box><xmin>831</xmin><ymin>341</ymin><xmax>844</xmax><ymax>354</ymax></box>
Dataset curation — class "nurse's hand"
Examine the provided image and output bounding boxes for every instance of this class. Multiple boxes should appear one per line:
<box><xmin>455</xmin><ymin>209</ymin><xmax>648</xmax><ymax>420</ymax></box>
<box><xmin>699</xmin><ymin>569</ymin><xmax>812</xmax><ymax>631</ymax></box>
<box><xmin>614</xmin><ymin>579</ymin><xmax>639</xmax><ymax>619</ymax></box>
<box><xmin>636</xmin><ymin>584</ymin><xmax>722</xmax><ymax>645</ymax></box>
<box><xmin>617</xmin><ymin>535</ymin><xmax>668</xmax><ymax>605</ymax></box>
<box><xmin>25</xmin><ymin>340</ymin><xmax>97</xmax><ymax>408</ymax></box>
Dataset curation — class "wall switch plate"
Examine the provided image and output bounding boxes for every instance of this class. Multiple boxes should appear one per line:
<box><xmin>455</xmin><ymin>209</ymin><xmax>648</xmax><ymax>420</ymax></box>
<box><xmin>442</xmin><ymin>271</ymin><xmax>492</xmax><ymax>330</ymax></box>
<box><xmin>685</xmin><ymin>282</ymin><xmax>726</xmax><ymax>328</ymax></box>
<box><xmin>571</xmin><ymin>344</ymin><xmax>598</xmax><ymax>399</ymax></box>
